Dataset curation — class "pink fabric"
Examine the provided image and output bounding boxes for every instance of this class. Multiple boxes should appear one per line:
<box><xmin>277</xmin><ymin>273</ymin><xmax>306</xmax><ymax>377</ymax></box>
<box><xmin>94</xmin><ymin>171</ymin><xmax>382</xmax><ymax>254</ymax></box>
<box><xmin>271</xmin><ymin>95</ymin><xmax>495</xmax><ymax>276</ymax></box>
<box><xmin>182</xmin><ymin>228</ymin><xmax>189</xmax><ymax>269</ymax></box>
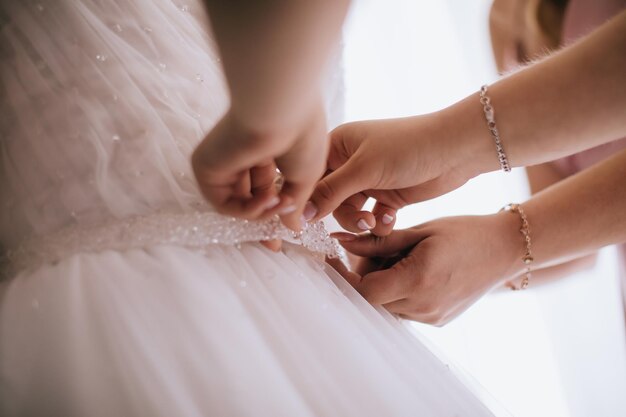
<box><xmin>561</xmin><ymin>0</ymin><xmax>626</xmax><ymax>45</ymax></box>
<box><xmin>553</xmin><ymin>0</ymin><xmax>626</xmax><ymax>308</ymax></box>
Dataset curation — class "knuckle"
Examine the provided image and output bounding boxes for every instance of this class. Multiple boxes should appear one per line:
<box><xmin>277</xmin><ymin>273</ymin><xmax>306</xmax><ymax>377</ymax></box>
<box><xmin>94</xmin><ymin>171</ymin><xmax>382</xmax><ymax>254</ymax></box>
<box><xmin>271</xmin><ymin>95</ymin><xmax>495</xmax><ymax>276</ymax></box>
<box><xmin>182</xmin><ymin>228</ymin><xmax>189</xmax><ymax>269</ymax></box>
<box><xmin>372</xmin><ymin>223</ymin><xmax>393</xmax><ymax>237</ymax></box>
<box><xmin>388</xmin><ymin>189</ymin><xmax>411</xmax><ymax>209</ymax></box>
<box><xmin>314</xmin><ymin>178</ymin><xmax>337</xmax><ymax>204</ymax></box>
<box><xmin>372</xmin><ymin>235</ymin><xmax>390</xmax><ymax>251</ymax></box>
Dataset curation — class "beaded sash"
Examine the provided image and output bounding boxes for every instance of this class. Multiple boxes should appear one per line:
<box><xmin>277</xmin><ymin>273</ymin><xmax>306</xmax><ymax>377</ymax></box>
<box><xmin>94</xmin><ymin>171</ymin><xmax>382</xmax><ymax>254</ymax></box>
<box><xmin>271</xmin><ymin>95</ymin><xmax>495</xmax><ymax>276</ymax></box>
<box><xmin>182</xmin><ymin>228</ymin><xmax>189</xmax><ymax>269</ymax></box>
<box><xmin>3</xmin><ymin>210</ymin><xmax>342</xmax><ymax>276</ymax></box>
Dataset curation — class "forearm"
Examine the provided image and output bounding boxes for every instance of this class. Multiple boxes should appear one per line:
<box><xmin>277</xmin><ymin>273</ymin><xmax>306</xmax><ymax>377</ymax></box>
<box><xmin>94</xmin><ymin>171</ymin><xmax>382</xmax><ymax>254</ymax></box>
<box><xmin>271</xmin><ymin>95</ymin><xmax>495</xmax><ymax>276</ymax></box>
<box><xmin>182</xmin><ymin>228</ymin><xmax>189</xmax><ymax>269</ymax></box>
<box><xmin>526</xmin><ymin>163</ymin><xmax>566</xmax><ymax>194</ymax></box>
<box><xmin>506</xmin><ymin>149</ymin><xmax>626</xmax><ymax>273</ymax></box>
<box><xmin>442</xmin><ymin>11</ymin><xmax>626</xmax><ymax>176</ymax></box>
<box><xmin>493</xmin><ymin>163</ymin><xmax>599</xmax><ymax>290</ymax></box>
<box><xmin>203</xmin><ymin>0</ymin><xmax>350</xmax><ymax>132</ymax></box>
<box><xmin>496</xmin><ymin>254</ymin><xmax>597</xmax><ymax>292</ymax></box>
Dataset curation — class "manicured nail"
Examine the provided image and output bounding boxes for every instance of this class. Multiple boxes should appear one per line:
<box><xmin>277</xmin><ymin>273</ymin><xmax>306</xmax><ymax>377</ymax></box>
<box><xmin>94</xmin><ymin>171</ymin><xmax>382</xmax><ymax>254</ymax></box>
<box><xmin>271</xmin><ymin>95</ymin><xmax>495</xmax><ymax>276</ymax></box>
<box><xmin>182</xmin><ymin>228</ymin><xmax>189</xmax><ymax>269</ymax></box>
<box><xmin>332</xmin><ymin>232</ymin><xmax>357</xmax><ymax>242</ymax></box>
<box><xmin>382</xmin><ymin>213</ymin><xmax>394</xmax><ymax>225</ymax></box>
<box><xmin>303</xmin><ymin>201</ymin><xmax>318</xmax><ymax>221</ymax></box>
<box><xmin>263</xmin><ymin>196</ymin><xmax>280</xmax><ymax>210</ymax></box>
<box><xmin>357</xmin><ymin>218</ymin><xmax>374</xmax><ymax>231</ymax></box>
<box><xmin>278</xmin><ymin>204</ymin><xmax>296</xmax><ymax>215</ymax></box>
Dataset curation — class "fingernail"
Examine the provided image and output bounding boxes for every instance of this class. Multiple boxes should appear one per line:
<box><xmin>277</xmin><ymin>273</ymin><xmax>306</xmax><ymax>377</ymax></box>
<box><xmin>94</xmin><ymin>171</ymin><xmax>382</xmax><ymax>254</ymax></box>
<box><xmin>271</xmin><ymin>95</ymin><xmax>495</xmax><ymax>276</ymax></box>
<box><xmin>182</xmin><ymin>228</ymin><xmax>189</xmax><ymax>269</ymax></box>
<box><xmin>278</xmin><ymin>204</ymin><xmax>296</xmax><ymax>215</ymax></box>
<box><xmin>263</xmin><ymin>196</ymin><xmax>280</xmax><ymax>210</ymax></box>
<box><xmin>300</xmin><ymin>216</ymin><xmax>307</xmax><ymax>230</ymax></box>
<box><xmin>303</xmin><ymin>201</ymin><xmax>318</xmax><ymax>221</ymax></box>
<box><xmin>332</xmin><ymin>232</ymin><xmax>357</xmax><ymax>242</ymax></box>
<box><xmin>357</xmin><ymin>218</ymin><xmax>374</xmax><ymax>231</ymax></box>
<box><xmin>382</xmin><ymin>213</ymin><xmax>394</xmax><ymax>225</ymax></box>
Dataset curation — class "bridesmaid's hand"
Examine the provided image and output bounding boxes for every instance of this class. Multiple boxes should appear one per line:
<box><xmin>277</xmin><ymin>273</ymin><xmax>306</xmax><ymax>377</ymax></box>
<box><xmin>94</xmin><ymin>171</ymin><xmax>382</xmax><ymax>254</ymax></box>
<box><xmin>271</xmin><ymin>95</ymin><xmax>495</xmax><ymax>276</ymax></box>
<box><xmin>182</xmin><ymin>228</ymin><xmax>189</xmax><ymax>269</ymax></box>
<box><xmin>306</xmin><ymin>114</ymin><xmax>484</xmax><ymax>236</ymax></box>
<box><xmin>192</xmin><ymin>105</ymin><xmax>328</xmax><ymax>232</ymax></box>
<box><xmin>330</xmin><ymin>213</ymin><xmax>524</xmax><ymax>325</ymax></box>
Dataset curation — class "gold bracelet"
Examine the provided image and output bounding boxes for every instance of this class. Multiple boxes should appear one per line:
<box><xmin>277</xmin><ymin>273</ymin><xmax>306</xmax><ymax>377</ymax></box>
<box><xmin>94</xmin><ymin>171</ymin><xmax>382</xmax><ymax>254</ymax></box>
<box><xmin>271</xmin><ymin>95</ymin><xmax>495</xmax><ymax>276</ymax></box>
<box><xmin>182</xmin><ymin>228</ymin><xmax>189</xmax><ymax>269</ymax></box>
<box><xmin>480</xmin><ymin>85</ymin><xmax>511</xmax><ymax>172</ymax></box>
<box><xmin>500</xmin><ymin>203</ymin><xmax>533</xmax><ymax>290</ymax></box>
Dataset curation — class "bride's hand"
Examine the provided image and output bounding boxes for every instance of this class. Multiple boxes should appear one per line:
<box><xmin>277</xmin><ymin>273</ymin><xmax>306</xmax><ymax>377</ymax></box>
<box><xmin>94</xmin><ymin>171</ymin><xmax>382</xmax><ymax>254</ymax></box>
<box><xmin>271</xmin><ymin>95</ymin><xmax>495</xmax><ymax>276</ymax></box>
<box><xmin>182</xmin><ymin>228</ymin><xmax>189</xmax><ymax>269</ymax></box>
<box><xmin>306</xmin><ymin>114</ymin><xmax>483</xmax><ymax>236</ymax></box>
<box><xmin>329</xmin><ymin>213</ymin><xmax>524</xmax><ymax>325</ymax></box>
<box><xmin>192</xmin><ymin>105</ymin><xmax>328</xmax><ymax>232</ymax></box>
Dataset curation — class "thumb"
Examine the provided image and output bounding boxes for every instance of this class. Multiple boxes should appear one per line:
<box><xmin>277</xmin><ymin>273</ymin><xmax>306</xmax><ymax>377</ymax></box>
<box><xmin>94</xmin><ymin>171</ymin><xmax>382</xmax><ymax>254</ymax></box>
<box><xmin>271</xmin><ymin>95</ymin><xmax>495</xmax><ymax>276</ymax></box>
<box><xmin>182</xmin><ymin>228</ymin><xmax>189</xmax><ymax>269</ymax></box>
<box><xmin>355</xmin><ymin>263</ymin><xmax>412</xmax><ymax>305</ymax></box>
<box><xmin>308</xmin><ymin>157</ymin><xmax>375</xmax><ymax>221</ymax></box>
<box><xmin>278</xmin><ymin>179</ymin><xmax>316</xmax><ymax>231</ymax></box>
<box><xmin>332</xmin><ymin>229</ymin><xmax>426</xmax><ymax>258</ymax></box>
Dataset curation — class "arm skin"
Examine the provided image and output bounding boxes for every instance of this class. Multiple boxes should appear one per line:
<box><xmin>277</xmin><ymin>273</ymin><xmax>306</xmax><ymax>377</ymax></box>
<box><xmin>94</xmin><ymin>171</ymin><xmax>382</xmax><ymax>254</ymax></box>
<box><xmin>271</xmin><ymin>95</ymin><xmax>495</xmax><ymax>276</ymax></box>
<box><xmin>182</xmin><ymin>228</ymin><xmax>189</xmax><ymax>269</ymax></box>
<box><xmin>513</xmin><ymin>149</ymin><xmax>626</xmax><ymax>272</ymax></box>
<box><xmin>193</xmin><ymin>1</ymin><xmax>350</xmax><ymax>232</ymax></box>
<box><xmin>453</xmin><ymin>10</ymin><xmax>626</xmax><ymax>177</ymax></box>
<box><xmin>330</xmin><ymin>149</ymin><xmax>626</xmax><ymax>325</ymax></box>
<box><xmin>488</xmin><ymin>0</ymin><xmax>604</xmax><ymax>290</ymax></box>
<box><xmin>499</xmin><ymin>164</ymin><xmax>597</xmax><ymax>291</ymax></box>
<box><xmin>308</xmin><ymin>11</ymin><xmax>626</xmax><ymax>232</ymax></box>
<box><xmin>202</xmin><ymin>0</ymin><xmax>350</xmax><ymax>132</ymax></box>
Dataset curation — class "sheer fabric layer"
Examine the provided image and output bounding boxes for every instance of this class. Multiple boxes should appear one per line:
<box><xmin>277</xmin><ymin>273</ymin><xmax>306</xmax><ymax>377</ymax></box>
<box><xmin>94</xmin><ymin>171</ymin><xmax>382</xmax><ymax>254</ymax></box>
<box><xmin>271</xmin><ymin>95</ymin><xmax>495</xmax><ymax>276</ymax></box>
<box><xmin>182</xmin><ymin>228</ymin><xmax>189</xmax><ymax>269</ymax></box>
<box><xmin>0</xmin><ymin>0</ymin><xmax>226</xmax><ymax>250</ymax></box>
<box><xmin>1</xmin><ymin>243</ymin><xmax>495</xmax><ymax>417</ymax></box>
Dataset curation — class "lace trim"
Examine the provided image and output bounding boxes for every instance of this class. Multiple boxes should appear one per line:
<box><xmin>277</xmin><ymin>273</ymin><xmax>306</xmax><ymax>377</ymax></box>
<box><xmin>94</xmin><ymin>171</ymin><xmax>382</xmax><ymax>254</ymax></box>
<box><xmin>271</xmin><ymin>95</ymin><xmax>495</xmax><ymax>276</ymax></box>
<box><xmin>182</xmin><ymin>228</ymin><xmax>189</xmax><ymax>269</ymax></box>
<box><xmin>2</xmin><ymin>211</ymin><xmax>342</xmax><ymax>275</ymax></box>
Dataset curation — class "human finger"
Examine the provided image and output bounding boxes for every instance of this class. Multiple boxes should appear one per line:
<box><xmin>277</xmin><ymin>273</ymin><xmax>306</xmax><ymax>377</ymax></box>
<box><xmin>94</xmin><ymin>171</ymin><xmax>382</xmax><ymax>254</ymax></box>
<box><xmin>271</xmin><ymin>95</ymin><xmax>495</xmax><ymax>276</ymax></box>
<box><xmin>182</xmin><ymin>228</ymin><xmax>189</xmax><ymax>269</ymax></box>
<box><xmin>382</xmin><ymin>298</ymin><xmax>437</xmax><ymax>319</ymax></box>
<box><xmin>308</xmin><ymin>156</ymin><xmax>377</xmax><ymax>222</ymax></box>
<box><xmin>193</xmin><ymin>160</ymin><xmax>276</xmax><ymax>219</ymax></box>
<box><xmin>250</xmin><ymin>161</ymin><xmax>278</xmax><ymax>199</ymax></box>
<box><xmin>249</xmin><ymin>162</ymin><xmax>299</xmax><ymax>219</ymax></box>
<box><xmin>380</xmin><ymin>172</ymin><xmax>469</xmax><ymax>206</ymax></box>
<box><xmin>275</xmin><ymin>129</ymin><xmax>327</xmax><ymax>231</ymax></box>
<box><xmin>261</xmin><ymin>239</ymin><xmax>283</xmax><ymax>252</ymax></box>
<box><xmin>370</xmin><ymin>201</ymin><xmax>396</xmax><ymax>236</ymax></box>
<box><xmin>353</xmin><ymin>256</ymin><xmax>389</xmax><ymax>278</ymax></box>
<box><xmin>331</xmin><ymin>229</ymin><xmax>426</xmax><ymax>258</ymax></box>
<box><xmin>233</xmin><ymin>169</ymin><xmax>251</xmax><ymax>199</ymax></box>
<box><xmin>325</xmin><ymin>256</ymin><xmax>362</xmax><ymax>287</ymax></box>
<box><xmin>218</xmin><ymin>193</ymin><xmax>283</xmax><ymax>219</ymax></box>
<box><xmin>354</xmin><ymin>266</ymin><xmax>411</xmax><ymax>305</ymax></box>
<box><xmin>278</xmin><ymin>179</ymin><xmax>317</xmax><ymax>231</ymax></box>
<box><xmin>331</xmin><ymin>192</ymin><xmax>376</xmax><ymax>233</ymax></box>
<box><xmin>390</xmin><ymin>300</ymin><xmax>459</xmax><ymax>326</ymax></box>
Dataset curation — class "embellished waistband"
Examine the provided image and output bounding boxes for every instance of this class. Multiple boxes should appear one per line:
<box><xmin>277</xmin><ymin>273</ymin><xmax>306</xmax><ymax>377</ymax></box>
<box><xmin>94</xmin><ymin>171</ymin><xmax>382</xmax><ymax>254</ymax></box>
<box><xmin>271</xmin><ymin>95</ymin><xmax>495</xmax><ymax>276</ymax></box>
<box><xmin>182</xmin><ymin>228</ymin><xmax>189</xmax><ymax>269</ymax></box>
<box><xmin>2</xmin><ymin>211</ymin><xmax>342</xmax><ymax>275</ymax></box>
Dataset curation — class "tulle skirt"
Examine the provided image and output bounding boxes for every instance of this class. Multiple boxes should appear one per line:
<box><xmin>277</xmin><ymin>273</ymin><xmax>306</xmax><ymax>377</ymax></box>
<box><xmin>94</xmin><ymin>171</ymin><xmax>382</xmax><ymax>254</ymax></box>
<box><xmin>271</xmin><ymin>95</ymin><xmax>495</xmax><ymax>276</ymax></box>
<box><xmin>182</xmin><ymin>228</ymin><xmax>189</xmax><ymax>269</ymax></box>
<box><xmin>0</xmin><ymin>242</ymin><xmax>498</xmax><ymax>416</ymax></box>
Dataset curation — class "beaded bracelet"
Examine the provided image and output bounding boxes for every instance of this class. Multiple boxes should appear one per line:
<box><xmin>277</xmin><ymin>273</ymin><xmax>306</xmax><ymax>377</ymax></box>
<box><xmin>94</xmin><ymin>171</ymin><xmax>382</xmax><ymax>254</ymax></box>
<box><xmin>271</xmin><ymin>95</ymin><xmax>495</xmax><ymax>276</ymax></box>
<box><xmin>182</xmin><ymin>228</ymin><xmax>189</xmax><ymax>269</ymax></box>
<box><xmin>500</xmin><ymin>203</ymin><xmax>533</xmax><ymax>290</ymax></box>
<box><xmin>480</xmin><ymin>85</ymin><xmax>511</xmax><ymax>172</ymax></box>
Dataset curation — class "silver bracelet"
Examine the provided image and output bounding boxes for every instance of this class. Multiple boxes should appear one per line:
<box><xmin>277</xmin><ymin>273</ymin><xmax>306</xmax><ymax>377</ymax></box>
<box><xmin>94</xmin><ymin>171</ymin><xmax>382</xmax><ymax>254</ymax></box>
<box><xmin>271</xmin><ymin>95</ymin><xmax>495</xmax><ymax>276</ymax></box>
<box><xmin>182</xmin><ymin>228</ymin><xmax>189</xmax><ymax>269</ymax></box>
<box><xmin>480</xmin><ymin>85</ymin><xmax>511</xmax><ymax>172</ymax></box>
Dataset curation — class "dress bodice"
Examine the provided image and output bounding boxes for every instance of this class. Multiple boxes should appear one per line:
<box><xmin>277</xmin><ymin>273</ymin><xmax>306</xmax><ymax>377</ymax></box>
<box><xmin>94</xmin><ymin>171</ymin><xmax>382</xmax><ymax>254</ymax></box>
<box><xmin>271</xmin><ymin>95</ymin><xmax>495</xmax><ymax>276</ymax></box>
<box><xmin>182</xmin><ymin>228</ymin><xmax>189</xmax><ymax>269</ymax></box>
<box><xmin>1</xmin><ymin>0</ymin><xmax>228</xmax><ymax>249</ymax></box>
<box><xmin>0</xmin><ymin>1</ymin><xmax>344</xmax><ymax>270</ymax></box>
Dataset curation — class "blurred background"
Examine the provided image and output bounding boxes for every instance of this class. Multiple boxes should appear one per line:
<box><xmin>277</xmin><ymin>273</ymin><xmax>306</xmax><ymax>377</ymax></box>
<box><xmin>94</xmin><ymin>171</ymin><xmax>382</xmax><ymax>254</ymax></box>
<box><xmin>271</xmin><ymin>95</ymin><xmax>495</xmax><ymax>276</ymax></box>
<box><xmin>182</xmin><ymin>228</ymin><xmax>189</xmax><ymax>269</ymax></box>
<box><xmin>341</xmin><ymin>1</ymin><xmax>626</xmax><ymax>416</ymax></box>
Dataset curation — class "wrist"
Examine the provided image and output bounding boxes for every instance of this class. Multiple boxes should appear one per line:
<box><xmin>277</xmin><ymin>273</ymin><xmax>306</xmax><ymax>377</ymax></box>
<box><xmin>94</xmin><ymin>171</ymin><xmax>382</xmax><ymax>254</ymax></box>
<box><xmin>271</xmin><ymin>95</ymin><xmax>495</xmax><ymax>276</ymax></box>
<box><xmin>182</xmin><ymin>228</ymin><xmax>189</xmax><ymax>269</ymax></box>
<box><xmin>491</xmin><ymin>210</ymin><xmax>528</xmax><ymax>280</ymax></box>
<box><xmin>220</xmin><ymin>108</ymin><xmax>311</xmax><ymax>160</ymax></box>
<box><xmin>436</xmin><ymin>92</ymin><xmax>503</xmax><ymax>178</ymax></box>
<box><xmin>229</xmin><ymin>91</ymin><xmax>323</xmax><ymax>141</ymax></box>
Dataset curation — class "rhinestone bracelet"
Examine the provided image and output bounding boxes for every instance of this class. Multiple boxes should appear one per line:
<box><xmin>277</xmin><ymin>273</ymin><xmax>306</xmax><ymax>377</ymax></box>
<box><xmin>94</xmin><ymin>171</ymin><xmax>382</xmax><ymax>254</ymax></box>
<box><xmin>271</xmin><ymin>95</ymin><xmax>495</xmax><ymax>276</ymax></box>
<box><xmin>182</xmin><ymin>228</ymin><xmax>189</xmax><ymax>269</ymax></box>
<box><xmin>480</xmin><ymin>85</ymin><xmax>511</xmax><ymax>172</ymax></box>
<box><xmin>500</xmin><ymin>203</ymin><xmax>533</xmax><ymax>290</ymax></box>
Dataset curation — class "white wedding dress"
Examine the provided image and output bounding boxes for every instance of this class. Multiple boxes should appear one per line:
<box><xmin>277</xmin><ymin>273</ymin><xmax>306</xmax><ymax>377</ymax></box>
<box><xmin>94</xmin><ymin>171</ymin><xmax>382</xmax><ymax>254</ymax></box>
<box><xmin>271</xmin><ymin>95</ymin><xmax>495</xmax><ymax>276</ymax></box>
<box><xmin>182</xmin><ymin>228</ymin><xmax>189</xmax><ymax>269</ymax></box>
<box><xmin>0</xmin><ymin>1</ymin><xmax>500</xmax><ymax>416</ymax></box>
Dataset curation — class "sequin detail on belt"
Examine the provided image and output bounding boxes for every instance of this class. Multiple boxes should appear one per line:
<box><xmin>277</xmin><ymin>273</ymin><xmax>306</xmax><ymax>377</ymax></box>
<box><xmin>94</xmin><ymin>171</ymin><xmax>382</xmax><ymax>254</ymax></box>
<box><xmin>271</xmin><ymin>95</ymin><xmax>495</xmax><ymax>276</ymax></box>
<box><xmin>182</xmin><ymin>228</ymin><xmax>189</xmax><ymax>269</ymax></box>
<box><xmin>3</xmin><ymin>211</ymin><xmax>342</xmax><ymax>275</ymax></box>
